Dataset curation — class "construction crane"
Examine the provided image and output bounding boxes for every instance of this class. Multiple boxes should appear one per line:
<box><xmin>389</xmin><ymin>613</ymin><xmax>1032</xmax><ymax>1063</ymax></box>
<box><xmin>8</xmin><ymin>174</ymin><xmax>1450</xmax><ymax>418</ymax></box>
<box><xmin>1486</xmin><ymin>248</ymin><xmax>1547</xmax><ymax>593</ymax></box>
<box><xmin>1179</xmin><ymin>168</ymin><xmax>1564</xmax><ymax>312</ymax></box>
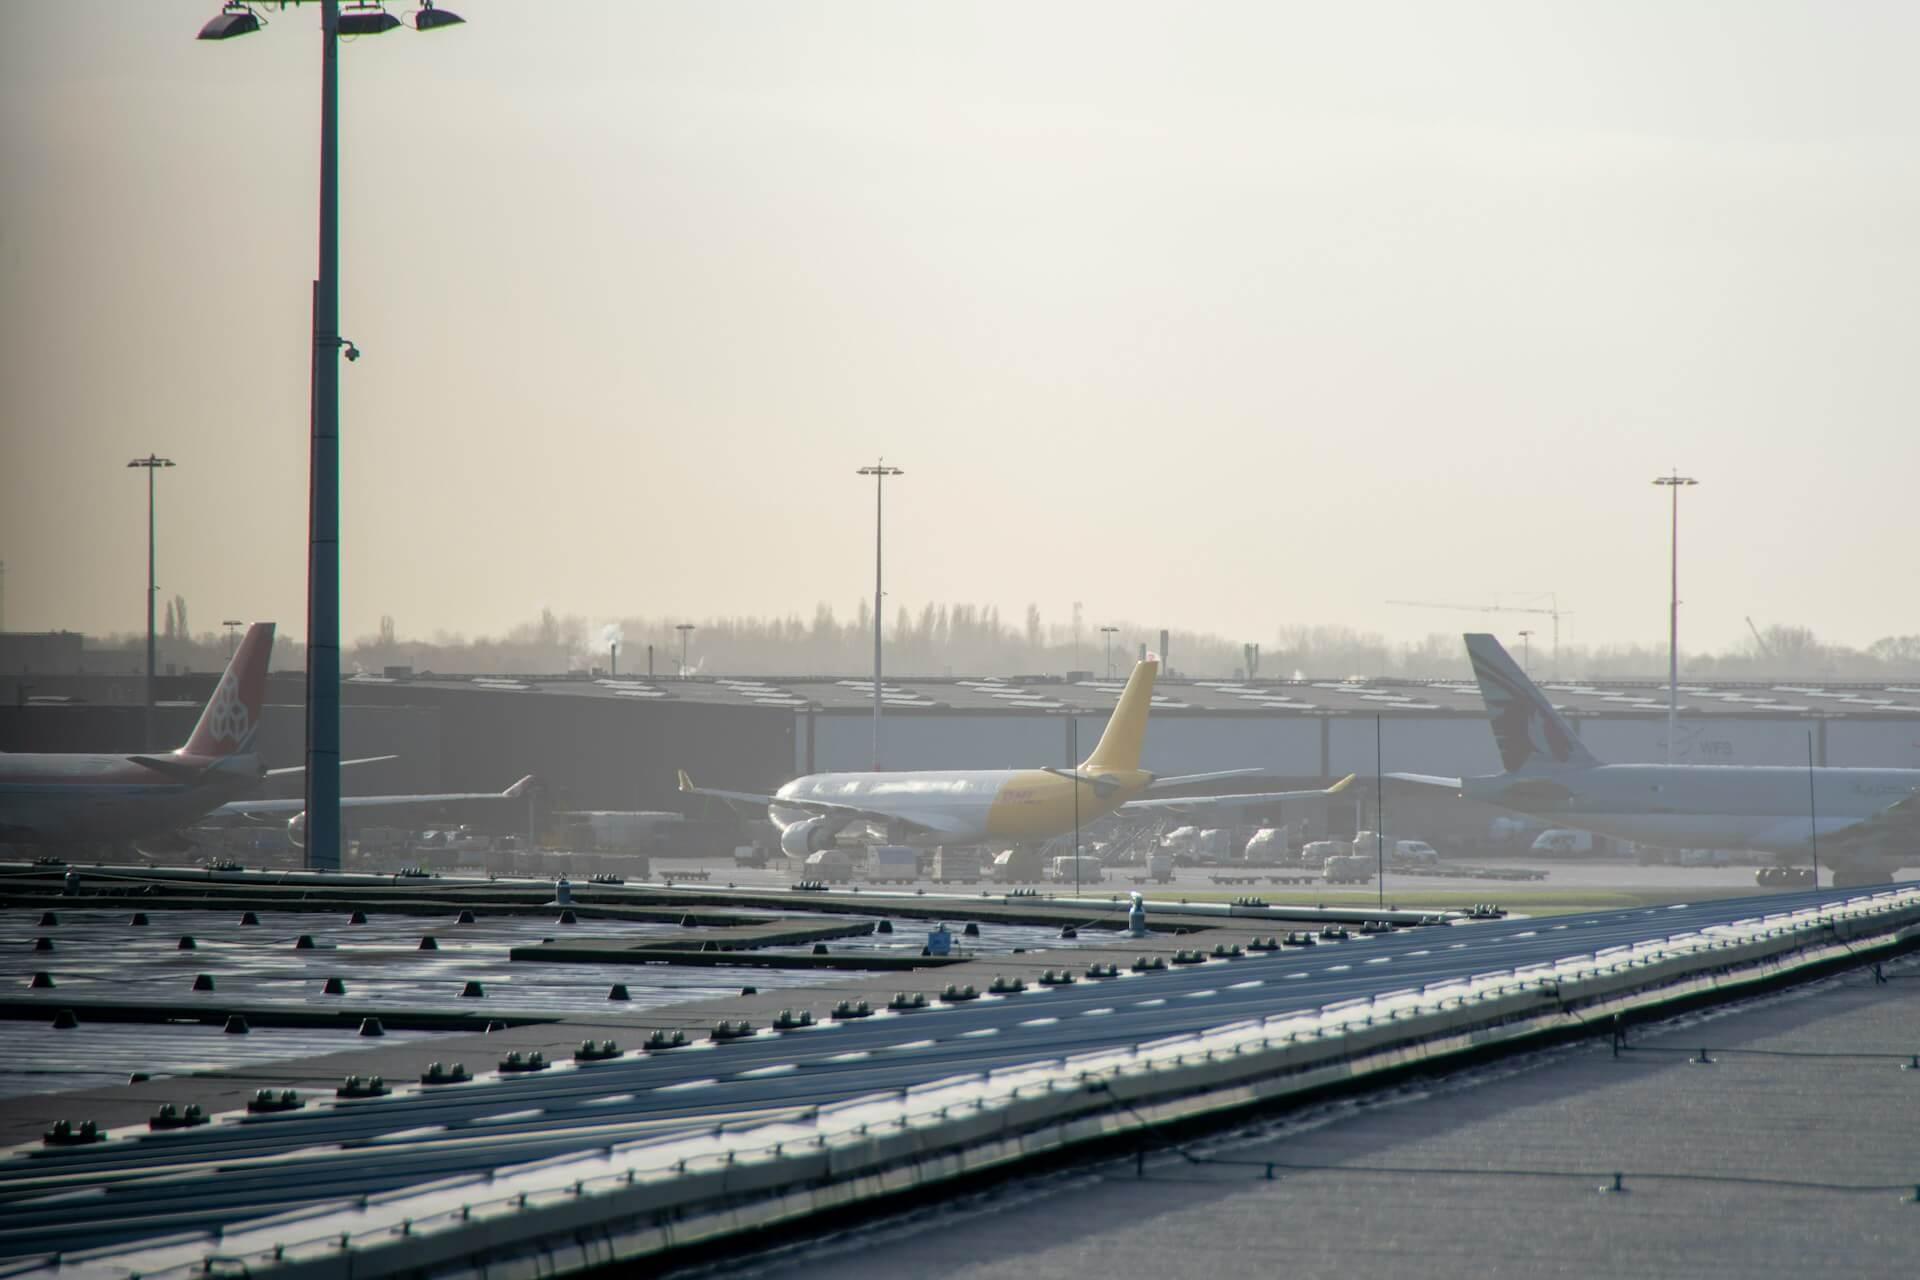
<box><xmin>1387</xmin><ymin>596</ymin><xmax>1571</xmax><ymax>676</ymax></box>
<box><xmin>1746</xmin><ymin>616</ymin><xmax>1774</xmax><ymax>660</ymax></box>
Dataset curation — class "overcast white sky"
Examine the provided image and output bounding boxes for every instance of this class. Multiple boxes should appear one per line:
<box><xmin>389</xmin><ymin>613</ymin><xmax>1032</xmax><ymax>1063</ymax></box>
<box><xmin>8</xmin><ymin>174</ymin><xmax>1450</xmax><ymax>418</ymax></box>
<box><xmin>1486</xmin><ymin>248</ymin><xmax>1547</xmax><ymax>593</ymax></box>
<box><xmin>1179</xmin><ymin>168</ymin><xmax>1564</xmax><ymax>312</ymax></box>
<box><xmin>3</xmin><ymin>2</ymin><xmax>1917</xmax><ymax>655</ymax></box>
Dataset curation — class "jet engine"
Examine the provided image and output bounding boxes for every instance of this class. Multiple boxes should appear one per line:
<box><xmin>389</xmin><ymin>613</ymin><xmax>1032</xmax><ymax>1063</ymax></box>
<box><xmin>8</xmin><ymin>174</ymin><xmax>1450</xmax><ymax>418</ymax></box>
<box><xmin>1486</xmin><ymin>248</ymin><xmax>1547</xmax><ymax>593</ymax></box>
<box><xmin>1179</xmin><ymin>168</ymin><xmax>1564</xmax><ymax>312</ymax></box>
<box><xmin>780</xmin><ymin>817</ymin><xmax>839</xmax><ymax>860</ymax></box>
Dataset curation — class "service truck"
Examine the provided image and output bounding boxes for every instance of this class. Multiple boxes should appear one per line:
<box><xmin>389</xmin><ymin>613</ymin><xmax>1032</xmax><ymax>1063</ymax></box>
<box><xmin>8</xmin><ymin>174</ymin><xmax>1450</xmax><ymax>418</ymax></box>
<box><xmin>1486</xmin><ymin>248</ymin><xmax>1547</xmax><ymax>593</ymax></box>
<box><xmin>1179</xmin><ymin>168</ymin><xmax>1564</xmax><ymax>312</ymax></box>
<box><xmin>1242</xmin><ymin>827</ymin><xmax>1290</xmax><ymax>865</ymax></box>
<box><xmin>867</xmin><ymin>845</ymin><xmax>918</xmax><ymax>883</ymax></box>
<box><xmin>933</xmin><ymin>846</ymin><xmax>985</xmax><ymax>883</ymax></box>
<box><xmin>800</xmin><ymin>849</ymin><xmax>855</xmax><ymax>883</ymax></box>
<box><xmin>1050</xmin><ymin>853</ymin><xmax>1104</xmax><ymax>884</ymax></box>
<box><xmin>1323</xmin><ymin>853</ymin><xmax>1375</xmax><ymax>884</ymax></box>
<box><xmin>991</xmin><ymin>847</ymin><xmax>1045</xmax><ymax>884</ymax></box>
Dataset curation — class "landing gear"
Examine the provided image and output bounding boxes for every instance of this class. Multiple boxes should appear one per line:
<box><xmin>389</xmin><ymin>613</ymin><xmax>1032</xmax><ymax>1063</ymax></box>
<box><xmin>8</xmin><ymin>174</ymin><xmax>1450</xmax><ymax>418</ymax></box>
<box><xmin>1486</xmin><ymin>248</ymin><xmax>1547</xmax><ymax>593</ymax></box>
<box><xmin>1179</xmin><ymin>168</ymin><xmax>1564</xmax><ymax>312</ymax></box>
<box><xmin>1831</xmin><ymin>866</ymin><xmax>1893</xmax><ymax>890</ymax></box>
<box><xmin>1755</xmin><ymin>866</ymin><xmax>1817</xmax><ymax>888</ymax></box>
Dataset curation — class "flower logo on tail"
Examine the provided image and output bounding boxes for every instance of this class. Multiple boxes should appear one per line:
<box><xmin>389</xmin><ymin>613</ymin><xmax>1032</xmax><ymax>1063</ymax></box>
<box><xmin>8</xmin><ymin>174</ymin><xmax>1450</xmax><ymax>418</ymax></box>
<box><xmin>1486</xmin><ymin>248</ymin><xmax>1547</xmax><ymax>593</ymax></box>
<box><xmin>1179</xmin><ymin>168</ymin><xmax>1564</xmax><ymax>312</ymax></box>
<box><xmin>205</xmin><ymin>673</ymin><xmax>250</xmax><ymax>752</ymax></box>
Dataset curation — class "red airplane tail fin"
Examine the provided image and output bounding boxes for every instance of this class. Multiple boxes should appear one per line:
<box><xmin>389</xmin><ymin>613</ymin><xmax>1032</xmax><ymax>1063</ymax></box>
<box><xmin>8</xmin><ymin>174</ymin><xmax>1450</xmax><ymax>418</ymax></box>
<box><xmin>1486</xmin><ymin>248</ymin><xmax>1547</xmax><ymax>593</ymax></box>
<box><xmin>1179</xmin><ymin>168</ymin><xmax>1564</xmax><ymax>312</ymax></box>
<box><xmin>181</xmin><ymin>622</ymin><xmax>275</xmax><ymax>758</ymax></box>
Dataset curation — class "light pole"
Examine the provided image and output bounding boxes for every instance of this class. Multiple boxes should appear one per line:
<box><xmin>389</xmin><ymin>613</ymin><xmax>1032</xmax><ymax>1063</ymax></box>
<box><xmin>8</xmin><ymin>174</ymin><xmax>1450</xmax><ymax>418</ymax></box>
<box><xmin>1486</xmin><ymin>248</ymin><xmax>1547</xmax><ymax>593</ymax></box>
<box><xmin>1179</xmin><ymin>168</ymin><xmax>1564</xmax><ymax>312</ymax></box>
<box><xmin>127</xmin><ymin>455</ymin><xmax>175</xmax><ymax>749</ymax></box>
<box><xmin>1517</xmin><ymin>629</ymin><xmax>1533</xmax><ymax>673</ymax></box>
<box><xmin>1100</xmin><ymin>626</ymin><xmax>1119</xmax><ymax>680</ymax></box>
<box><xmin>199</xmin><ymin>0</ymin><xmax>466</xmax><ymax>872</ymax></box>
<box><xmin>1072</xmin><ymin>717</ymin><xmax>1080</xmax><ymax>898</ymax></box>
<box><xmin>1652</xmin><ymin>471</ymin><xmax>1699</xmax><ymax>764</ymax></box>
<box><xmin>223</xmin><ymin>619</ymin><xmax>244</xmax><ymax>659</ymax></box>
<box><xmin>676</xmin><ymin>624</ymin><xmax>696</xmax><ymax>678</ymax></box>
<box><xmin>856</xmin><ymin>460</ymin><xmax>904</xmax><ymax>770</ymax></box>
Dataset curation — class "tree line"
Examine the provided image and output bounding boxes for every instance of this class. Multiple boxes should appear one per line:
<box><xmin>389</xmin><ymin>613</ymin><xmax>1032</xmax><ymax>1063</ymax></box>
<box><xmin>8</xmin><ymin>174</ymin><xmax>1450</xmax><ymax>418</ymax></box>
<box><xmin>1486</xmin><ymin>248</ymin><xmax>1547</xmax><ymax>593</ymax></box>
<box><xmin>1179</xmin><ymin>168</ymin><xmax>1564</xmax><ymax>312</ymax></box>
<box><xmin>92</xmin><ymin>607</ymin><xmax>1920</xmax><ymax>682</ymax></box>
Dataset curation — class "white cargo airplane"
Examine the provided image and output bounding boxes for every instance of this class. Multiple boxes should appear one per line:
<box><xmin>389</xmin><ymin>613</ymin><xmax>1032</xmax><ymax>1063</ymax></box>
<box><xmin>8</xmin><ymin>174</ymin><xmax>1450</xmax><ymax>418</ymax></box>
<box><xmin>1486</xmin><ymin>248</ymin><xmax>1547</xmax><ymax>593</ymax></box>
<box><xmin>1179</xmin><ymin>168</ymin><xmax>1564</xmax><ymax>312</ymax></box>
<box><xmin>1394</xmin><ymin>633</ymin><xmax>1920</xmax><ymax>887</ymax></box>
<box><xmin>680</xmin><ymin>655</ymin><xmax>1351</xmax><ymax>860</ymax></box>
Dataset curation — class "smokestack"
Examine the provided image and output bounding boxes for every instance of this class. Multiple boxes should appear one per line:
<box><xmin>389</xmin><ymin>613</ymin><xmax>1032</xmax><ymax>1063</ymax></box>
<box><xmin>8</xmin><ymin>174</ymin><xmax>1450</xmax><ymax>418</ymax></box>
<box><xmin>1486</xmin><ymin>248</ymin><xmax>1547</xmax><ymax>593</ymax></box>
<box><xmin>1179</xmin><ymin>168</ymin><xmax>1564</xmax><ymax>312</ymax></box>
<box><xmin>648</xmin><ymin>644</ymin><xmax>654</xmax><ymax>678</ymax></box>
<box><xmin>598</xmin><ymin>624</ymin><xmax>626</xmax><ymax>678</ymax></box>
<box><xmin>1159</xmin><ymin>630</ymin><xmax>1170</xmax><ymax>675</ymax></box>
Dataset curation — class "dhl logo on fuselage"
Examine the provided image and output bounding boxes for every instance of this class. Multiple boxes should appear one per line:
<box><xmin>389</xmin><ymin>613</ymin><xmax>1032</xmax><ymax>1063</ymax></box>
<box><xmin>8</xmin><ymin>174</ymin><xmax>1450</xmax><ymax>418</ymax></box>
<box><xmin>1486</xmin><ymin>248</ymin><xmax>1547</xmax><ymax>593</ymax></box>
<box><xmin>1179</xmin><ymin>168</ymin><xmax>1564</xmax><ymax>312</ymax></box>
<box><xmin>982</xmin><ymin>768</ymin><xmax>1153</xmax><ymax>840</ymax></box>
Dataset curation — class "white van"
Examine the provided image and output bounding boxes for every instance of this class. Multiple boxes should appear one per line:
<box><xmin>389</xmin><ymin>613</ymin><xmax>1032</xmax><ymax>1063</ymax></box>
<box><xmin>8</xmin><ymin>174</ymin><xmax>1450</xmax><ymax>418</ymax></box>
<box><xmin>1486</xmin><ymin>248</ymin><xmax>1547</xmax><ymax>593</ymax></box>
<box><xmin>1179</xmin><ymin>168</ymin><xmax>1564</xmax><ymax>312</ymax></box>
<box><xmin>1390</xmin><ymin>839</ymin><xmax>1439</xmax><ymax>867</ymax></box>
<box><xmin>1531</xmin><ymin>829</ymin><xmax>1594</xmax><ymax>855</ymax></box>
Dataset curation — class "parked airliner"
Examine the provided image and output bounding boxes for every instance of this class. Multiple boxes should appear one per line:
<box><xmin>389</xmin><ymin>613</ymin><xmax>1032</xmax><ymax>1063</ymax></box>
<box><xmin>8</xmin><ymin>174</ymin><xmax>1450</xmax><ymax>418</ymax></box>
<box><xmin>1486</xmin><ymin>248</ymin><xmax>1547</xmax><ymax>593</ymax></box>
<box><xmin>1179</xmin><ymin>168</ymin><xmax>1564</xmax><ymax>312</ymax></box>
<box><xmin>1396</xmin><ymin>634</ymin><xmax>1920</xmax><ymax>887</ymax></box>
<box><xmin>682</xmin><ymin>655</ymin><xmax>1349</xmax><ymax>860</ymax></box>
<box><xmin>0</xmin><ymin>622</ymin><xmax>529</xmax><ymax>854</ymax></box>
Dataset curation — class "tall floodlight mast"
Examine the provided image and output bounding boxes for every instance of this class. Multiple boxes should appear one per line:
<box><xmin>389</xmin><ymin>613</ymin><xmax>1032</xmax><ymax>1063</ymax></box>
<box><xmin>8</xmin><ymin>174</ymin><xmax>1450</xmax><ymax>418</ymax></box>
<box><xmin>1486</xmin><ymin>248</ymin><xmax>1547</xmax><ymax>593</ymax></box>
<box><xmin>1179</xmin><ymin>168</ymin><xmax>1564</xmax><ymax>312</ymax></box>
<box><xmin>856</xmin><ymin>461</ymin><xmax>904</xmax><ymax>769</ymax></box>
<box><xmin>198</xmin><ymin>0</ymin><xmax>466</xmax><ymax>870</ymax></box>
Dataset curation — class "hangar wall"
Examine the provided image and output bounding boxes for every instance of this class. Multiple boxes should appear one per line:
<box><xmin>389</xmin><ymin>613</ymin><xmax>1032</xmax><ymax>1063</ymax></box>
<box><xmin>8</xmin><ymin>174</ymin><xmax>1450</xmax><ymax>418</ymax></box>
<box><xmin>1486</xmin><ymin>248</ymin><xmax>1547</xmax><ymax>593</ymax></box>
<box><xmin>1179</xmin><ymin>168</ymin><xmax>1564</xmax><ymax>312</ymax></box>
<box><xmin>338</xmin><ymin>684</ymin><xmax>795</xmax><ymax>812</ymax></box>
<box><xmin>806</xmin><ymin>710</ymin><xmax>1920</xmax><ymax>779</ymax></box>
<box><xmin>1824</xmin><ymin>720</ymin><xmax>1920</xmax><ymax>769</ymax></box>
<box><xmin>1580</xmin><ymin>716</ymin><xmax>1816</xmax><ymax>766</ymax></box>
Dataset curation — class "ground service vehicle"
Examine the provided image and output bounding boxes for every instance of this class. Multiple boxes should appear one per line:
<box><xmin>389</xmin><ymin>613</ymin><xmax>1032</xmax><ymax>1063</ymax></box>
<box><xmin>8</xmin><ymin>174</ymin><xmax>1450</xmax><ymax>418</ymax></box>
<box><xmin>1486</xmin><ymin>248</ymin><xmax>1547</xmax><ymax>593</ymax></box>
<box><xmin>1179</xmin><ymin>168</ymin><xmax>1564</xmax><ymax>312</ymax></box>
<box><xmin>801</xmin><ymin>849</ymin><xmax>855</xmax><ymax>883</ymax></box>
<box><xmin>1391</xmin><ymin>839</ymin><xmax>1439</xmax><ymax>867</ymax></box>
<box><xmin>1242</xmin><ymin>827</ymin><xmax>1290</xmax><ymax>864</ymax></box>
<box><xmin>1323</xmin><ymin>853</ymin><xmax>1375</xmax><ymax>884</ymax></box>
<box><xmin>1050</xmin><ymin>854</ymin><xmax>1104</xmax><ymax>884</ymax></box>
<box><xmin>867</xmin><ymin>845</ymin><xmax>918</xmax><ymax>882</ymax></box>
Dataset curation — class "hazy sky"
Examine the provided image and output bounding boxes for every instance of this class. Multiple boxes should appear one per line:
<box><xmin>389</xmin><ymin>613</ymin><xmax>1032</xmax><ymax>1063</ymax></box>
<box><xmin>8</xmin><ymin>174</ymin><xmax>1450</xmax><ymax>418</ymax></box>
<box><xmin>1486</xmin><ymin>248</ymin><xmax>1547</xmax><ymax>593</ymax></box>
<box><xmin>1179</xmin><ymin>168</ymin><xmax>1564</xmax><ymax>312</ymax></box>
<box><xmin>4</xmin><ymin>2</ymin><xmax>1918</xmax><ymax>657</ymax></box>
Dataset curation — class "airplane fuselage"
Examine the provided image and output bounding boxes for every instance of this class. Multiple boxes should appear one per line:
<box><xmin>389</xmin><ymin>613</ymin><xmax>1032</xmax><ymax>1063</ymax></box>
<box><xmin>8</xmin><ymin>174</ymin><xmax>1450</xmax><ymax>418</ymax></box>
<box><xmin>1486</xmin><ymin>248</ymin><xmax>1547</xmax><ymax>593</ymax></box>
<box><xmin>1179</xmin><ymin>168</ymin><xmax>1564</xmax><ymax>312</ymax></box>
<box><xmin>0</xmin><ymin>753</ymin><xmax>259</xmax><ymax>847</ymax></box>
<box><xmin>1464</xmin><ymin>763</ymin><xmax>1920</xmax><ymax>857</ymax></box>
<box><xmin>773</xmin><ymin>766</ymin><xmax>1154</xmax><ymax>846</ymax></box>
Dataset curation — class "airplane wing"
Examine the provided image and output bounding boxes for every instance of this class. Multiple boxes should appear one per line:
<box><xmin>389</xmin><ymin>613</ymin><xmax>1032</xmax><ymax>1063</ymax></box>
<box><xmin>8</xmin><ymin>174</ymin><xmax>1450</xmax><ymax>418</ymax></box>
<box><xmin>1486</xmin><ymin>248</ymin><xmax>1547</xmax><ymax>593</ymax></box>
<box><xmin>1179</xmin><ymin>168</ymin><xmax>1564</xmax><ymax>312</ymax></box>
<box><xmin>1042</xmin><ymin>767</ymin><xmax>1278</xmax><ymax>800</ymax></box>
<box><xmin>675</xmin><ymin>770</ymin><xmax>949</xmax><ymax>836</ymax></box>
<box><xmin>1121</xmin><ymin>774</ymin><xmax>1357</xmax><ymax>818</ymax></box>
<box><xmin>1387</xmin><ymin>772</ymin><xmax>1464</xmax><ymax>790</ymax></box>
<box><xmin>131</xmin><ymin>754</ymin><xmax>399</xmax><ymax>782</ymax></box>
<box><xmin>1146</xmin><ymin>768</ymin><xmax>1274</xmax><ymax>791</ymax></box>
<box><xmin>1774</xmin><ymin>787</ymin><xmax>1920</xmax><ymax>859</ymax></box>
<box><xmin>676</xmin><ymin>770</ymin><xmax>784</xmax><ymax>811</ymax></box>
<box><xmin>210</xmin><ymin>776</ymin><xmax>536</xmax><ymax>822</ymax></box>
<box><xmin>263</xmin><ymin>755</ymin><xmax>400</xmax><ymax>778</ymax></box>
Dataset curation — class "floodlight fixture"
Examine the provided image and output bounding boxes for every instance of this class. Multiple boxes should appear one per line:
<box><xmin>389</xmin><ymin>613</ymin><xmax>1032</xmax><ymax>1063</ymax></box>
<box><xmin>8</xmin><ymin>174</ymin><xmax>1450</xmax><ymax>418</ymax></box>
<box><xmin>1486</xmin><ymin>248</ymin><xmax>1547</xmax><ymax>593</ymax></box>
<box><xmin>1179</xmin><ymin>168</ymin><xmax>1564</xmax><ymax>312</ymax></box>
<box><xmin>413</xmin><ymin>2</ymin><xmax>466</xmax><ymax>31</ymax></box>
<box><xmin>338</xmin><ymin>3</ymin><xmax>402</xmax><ymax>36</ymax></box>
<box><xmin>198</xmin><ymin>4</ymin><xmax>262</xmax><ymax>40</ymax></box>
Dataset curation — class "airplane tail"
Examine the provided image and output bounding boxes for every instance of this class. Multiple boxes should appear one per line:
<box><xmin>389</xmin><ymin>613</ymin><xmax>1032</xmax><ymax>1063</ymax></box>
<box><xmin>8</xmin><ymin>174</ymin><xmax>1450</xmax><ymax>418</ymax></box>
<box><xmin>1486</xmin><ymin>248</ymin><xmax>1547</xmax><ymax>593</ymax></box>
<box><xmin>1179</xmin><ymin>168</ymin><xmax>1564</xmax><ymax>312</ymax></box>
<box><xmin>1081</xmin><ymin>655</ymin><xmax>1159</xmax><ymax>773</ymax></box>
<box><xmin>1464</xmin><ymin>633</ymin><xmax>1597</xmax><ymax>774</ymax></box>
<box><xmin>180</xmin><ymin>622</ymin><xmax>274</xmax><ymax>759</ymax></box>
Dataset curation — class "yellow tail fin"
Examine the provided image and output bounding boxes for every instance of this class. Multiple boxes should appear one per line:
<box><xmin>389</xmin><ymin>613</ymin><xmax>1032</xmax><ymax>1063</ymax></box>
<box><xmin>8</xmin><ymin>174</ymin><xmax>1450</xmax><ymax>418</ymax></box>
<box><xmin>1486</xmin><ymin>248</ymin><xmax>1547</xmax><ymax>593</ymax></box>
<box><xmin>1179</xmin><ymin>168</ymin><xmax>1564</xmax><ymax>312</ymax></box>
<box><xmin>1081</xmin><ymin>656</ymin><xmax>1159</xmax><ymax>773</ymax></box>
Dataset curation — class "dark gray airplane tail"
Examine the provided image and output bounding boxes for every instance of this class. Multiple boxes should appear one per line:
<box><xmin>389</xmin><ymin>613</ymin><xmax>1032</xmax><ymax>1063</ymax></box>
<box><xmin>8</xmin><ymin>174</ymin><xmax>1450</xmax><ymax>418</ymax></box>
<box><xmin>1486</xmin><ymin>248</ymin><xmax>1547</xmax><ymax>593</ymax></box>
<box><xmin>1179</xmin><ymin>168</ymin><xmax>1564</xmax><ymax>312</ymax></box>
<box><xmin>1464</xmin><ymin>633</ymin><xmax>1600</xmax><ymax>774</ymax></box>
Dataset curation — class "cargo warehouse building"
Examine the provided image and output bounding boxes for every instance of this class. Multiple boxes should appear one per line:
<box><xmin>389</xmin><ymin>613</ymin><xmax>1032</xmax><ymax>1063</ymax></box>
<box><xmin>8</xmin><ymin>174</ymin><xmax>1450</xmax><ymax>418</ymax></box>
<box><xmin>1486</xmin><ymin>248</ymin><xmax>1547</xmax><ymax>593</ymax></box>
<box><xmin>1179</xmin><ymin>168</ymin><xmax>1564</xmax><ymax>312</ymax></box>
<box><xmin>7</xmin><ymin>667</ymin><xmax>1919</xmax><ymax>825</ymax></box>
